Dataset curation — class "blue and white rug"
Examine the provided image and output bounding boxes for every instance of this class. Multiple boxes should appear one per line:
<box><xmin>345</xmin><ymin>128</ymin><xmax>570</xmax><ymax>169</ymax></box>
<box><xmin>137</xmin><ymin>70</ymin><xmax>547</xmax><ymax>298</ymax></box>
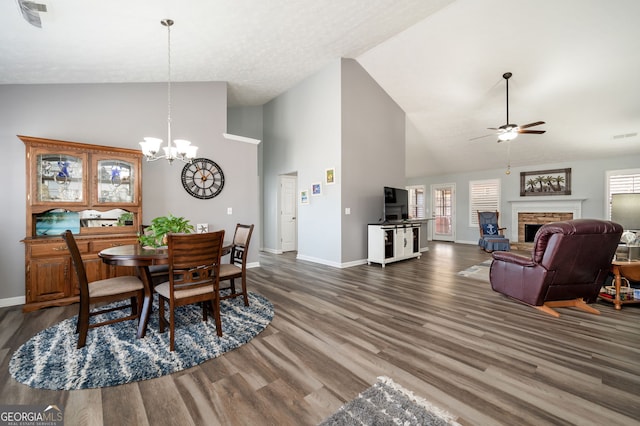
<box><xmin>9</xmin><ymin>292</ymin><xmax>274</xmax><ymax>390</ymax></box>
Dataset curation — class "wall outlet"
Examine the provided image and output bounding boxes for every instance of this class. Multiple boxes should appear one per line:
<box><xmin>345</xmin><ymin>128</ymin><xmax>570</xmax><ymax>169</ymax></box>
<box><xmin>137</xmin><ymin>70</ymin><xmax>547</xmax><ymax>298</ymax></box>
<box><xmin>227</xmin><ymin>207</ymin><xmax>233</xmax><ymax>215</ymax></box>
<box><xmin>345</xmin><ymin>207</ymin><xmax>351</xmax><ymax>215</ymax></box>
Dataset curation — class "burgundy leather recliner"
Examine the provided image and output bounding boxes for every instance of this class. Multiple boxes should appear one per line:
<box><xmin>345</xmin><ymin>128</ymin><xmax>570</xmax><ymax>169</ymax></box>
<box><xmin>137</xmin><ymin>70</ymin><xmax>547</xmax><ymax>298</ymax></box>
<box><xmin>490</xmin><ymin>219</ymin><xmax>623</xmax><ymax>317</ymax></box>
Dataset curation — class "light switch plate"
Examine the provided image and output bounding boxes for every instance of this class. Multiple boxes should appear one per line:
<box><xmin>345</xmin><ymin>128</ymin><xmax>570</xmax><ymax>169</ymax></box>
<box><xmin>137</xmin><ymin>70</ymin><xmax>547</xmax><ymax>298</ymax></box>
<box><xmin>227</xmin><ymin>207</ymin><xmax>232</xmax><ymax>215</ymax></box>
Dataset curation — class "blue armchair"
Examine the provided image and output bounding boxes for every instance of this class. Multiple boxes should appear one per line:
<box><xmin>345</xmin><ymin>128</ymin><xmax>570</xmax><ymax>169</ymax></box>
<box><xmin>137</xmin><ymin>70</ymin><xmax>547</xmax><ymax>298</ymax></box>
<box><xmin>478</xmin><ymin>211</ymin><xmax>510</xmax><ymax>252</ymax></box>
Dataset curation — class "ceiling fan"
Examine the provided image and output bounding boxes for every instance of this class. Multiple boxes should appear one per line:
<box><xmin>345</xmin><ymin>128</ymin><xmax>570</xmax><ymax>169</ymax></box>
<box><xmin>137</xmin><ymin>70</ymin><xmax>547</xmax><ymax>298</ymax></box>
<box><xmin>473</xmin><ymin>72</ymin><xmax>546</xmax><ymax>143</ymax></box>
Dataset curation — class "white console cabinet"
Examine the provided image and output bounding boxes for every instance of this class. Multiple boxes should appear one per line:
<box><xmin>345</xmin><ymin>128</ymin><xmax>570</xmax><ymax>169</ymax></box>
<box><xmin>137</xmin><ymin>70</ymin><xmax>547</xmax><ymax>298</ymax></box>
<box><xmin>367</xmin><ymin>223</ymin><xmax>421</xmax><ymax>267</ymax></box>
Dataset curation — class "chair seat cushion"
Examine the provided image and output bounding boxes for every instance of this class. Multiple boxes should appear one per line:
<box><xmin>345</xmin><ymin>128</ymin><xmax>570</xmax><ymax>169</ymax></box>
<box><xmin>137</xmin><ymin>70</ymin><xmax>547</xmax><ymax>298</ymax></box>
<box><xmin>219</xmin><ymin>264</ymin><xmax>242</xmax><ymax>279</ymax></box>
<box><xmin>88</xmin><ymin>276</ymin><xmax>143</xmax><ymax>298</ymax></box>
<box><xmin>155</xmin><ymin>281</ymin><xmax>214</xmax><ymax>299</ymax></box>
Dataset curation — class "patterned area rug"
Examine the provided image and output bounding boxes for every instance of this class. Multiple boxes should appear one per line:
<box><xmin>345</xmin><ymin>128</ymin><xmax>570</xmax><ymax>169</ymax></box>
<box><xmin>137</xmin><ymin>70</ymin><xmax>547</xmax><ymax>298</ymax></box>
<box><xmin>320</xmin><ymin>376</ymin><xmax>460</xmax><ymax>425</ymax></box>
<box><xmin>457</xmin><ymin>259</ymin><xmax>492</xmax><ymax>282</ymax></box>
<box><xmin>10</xmin><ymin>292</ymin><xmax>273</xmax><ymax>390</ymax></box>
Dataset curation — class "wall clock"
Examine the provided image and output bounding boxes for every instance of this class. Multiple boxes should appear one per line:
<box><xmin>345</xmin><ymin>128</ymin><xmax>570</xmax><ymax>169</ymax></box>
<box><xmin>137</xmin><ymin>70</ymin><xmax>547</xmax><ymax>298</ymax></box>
<box><xmin>181</xmin><ymin>158</ymin><xmax>225</xmax><ymax>199</ymax></box>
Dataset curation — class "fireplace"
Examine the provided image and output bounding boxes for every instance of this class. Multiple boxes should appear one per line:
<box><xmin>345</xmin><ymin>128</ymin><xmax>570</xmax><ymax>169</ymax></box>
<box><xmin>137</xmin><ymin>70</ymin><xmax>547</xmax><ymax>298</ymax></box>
<box><xmin>510</xmin><ymin>199</ymin><xmax>584</xmax><ymax>244</ymax></box>
<box><xmin>524</xmin><ymin>224</ymin><xmax>543</xmax><ymax>242</ymax></box>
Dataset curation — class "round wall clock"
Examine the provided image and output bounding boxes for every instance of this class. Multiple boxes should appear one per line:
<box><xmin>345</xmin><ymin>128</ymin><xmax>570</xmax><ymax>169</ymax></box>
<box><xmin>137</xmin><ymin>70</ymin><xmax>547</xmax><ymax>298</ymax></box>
<box><xmin>181</xmin><ymin>158</ymin><xmax>225</xmax><ymax>199</ymax></box>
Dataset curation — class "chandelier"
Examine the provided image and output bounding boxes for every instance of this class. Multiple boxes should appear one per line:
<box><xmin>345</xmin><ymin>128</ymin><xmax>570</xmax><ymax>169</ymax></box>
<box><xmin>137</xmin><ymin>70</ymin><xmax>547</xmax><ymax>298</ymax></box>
<box><xmin>139</xmin><ymin>19</ymin><xmax>197</xmax><ymax>164</ymax></box>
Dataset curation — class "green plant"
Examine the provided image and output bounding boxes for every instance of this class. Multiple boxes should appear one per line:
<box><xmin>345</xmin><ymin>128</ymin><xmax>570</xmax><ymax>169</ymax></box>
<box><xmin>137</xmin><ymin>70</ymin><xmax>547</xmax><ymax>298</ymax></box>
<box><xmin>116</xmin><ymin>211</ymin><xmax>134</xmax><ymax>226</ymax></box>
<box><xmin>138</xmin><ymin>213</ymin><xmax>194</xmax><ymax>248</ymax></box>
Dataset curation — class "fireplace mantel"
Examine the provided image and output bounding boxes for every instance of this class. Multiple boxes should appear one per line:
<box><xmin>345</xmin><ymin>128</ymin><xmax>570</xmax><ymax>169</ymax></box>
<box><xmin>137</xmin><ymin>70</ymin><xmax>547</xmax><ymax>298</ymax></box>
<box><xmin>508</xmin><ymin>198</ymin><xmax>586</xmax><ymax>241</ymax></box>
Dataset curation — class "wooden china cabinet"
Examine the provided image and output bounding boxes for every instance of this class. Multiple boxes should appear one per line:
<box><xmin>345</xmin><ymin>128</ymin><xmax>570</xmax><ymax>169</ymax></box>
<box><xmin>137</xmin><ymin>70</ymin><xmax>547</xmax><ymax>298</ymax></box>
<box><xmin>20</xmin><ymin>135</ymin><xmax>143</xmax><ymax>312</ymax></box>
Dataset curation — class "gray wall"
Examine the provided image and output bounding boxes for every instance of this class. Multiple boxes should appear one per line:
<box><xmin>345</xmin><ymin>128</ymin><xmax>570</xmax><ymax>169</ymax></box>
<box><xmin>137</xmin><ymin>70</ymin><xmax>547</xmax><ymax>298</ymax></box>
<box><xmin>341</xmin><ymin>59</ymin><xmax>406</xmax><ymax>263</ymax></box>
<box><xmin>263</xmin><ymin>60</ymin><xmax>343</xmax><ymax>264</ymax></box>
<box><xmin>408</xmin><ymin>155</ymin><xmax>640</xmax><ymax>244</ymax></box>
<box><xmin>262</xmin><ymin>59</ymin><xmax>406</xmax><ymax>266</ymax></box>
<box><xmin>0</xmin><ymin>82</ymin><xmax>260</xmax><ymax>306</ymax></box>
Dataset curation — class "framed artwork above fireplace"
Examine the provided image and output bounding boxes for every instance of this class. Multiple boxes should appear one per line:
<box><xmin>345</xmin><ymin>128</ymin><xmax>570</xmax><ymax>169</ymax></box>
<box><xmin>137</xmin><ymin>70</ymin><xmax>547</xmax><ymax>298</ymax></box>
<box><xmin>520</xmin><ymin>168</ymin><xmax>571</xmax><ymax>196</ymax></box>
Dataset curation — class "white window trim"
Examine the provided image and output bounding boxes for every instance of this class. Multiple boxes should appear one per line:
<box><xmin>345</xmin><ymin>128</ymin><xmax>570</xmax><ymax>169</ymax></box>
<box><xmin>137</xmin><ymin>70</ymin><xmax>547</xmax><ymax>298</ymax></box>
<box><xmin>605</xmin><ymin>168</ymin><xmax>640</xmax><ymax>219</ymax></box>
<box><xmin>406</xmin><ymin>184</ymin><xmax>426</xmax><ymax>219</ymax></box>
<box><xmin>469</xmin><ymin>179</ymin><xmax>501</xmax><ymax>227</ymax></box>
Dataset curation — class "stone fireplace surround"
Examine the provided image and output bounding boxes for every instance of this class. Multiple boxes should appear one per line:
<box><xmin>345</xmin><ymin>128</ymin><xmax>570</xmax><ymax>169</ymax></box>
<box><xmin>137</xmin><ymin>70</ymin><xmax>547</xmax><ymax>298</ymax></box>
<box><xmin>509</xmin><ymin>198</ymin><xmax>585</xmax><ymax>244</ymax></box>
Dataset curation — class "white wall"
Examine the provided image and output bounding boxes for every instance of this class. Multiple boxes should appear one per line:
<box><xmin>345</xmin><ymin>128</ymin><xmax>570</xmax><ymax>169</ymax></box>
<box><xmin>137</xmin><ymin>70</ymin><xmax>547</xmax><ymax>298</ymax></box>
<box><xmin>0</xmin><ymin>82</ymin><xmax>260</xmax><ymax>304</ymax></box>
<box><xmin>408</xmin><ymin>155</ymin><xmax>640</xmax><ymax>244</ymax></box>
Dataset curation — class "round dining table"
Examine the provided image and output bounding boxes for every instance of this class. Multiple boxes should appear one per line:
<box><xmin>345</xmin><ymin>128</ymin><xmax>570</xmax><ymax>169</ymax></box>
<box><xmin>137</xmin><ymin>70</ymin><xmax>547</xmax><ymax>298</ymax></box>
<box><xmin>98</xmin><ymin>244</ymin><xmax>169</xmax><ymax>338</ymax></box>
<box><xmin>99</xmin><ymin>243</ymin><xmax>231</xmax><ymax>339</ymax></box>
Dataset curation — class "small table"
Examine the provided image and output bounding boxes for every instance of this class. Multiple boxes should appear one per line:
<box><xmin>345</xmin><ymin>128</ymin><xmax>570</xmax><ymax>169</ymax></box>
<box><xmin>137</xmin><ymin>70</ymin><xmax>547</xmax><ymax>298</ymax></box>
<box><xmin>601</xmin><ymin>260</ymin><xmax>640</xmax><ymax>310</ymax></box>
<box><xmin>99</xmin><ymin>243</ymin><xmax>231</xmax><ymax>338</ymax></box>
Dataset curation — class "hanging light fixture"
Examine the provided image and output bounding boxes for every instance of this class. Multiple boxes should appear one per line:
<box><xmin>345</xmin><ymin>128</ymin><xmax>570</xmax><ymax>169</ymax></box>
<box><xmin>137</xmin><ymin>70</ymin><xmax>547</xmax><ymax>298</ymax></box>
<box><xmin>139</xmin><ymin>19</ymin><xmax>197</xmax><ymax>164</ymax></box>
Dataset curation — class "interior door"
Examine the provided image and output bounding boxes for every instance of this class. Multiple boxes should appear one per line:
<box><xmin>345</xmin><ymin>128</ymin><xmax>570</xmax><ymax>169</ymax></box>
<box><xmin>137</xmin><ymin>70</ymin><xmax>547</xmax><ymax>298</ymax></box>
<box><xmin>279</xmin><ymin>175</ymin><xmax>297</xmax><ymax>252</ymax></box>
<box><xmin>431</xmin><ymin>183</ymin><xmax>455</xmax><ymax>242</ymax></box>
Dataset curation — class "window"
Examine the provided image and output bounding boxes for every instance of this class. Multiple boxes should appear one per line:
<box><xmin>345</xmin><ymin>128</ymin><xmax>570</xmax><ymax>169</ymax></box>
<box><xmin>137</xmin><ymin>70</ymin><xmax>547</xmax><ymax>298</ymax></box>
<box><xmin>606</xmin><ymin>169</ymin><xmax>640</xmax><ymax>218</ymax></box>
<box><xmin>470</xmin><ymin>179</ymin><xmax>500</xmax><ymax>226</ymax></box>
<box><xmin>407</xmin><ymin>185</ymin><xmax>425</xmax><ymax>219</ymax></box>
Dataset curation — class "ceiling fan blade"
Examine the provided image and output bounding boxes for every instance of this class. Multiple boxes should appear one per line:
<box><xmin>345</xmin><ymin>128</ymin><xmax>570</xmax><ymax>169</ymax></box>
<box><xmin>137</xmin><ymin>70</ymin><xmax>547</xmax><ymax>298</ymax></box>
<box><xmin>469</xmin><ymin>133</ymin><xmax>495</xmax><ymax>141</ymax></box>
<box><xmin>519</xmin><ymin>121</ymin><xmax>545</xmax><ymax>129</ymax></box>
<box><xmin>487</xmin><ymin>127</ymin><xmax>498</xmax><ymax>130</ymax></box>
<box><xmin>519</xmin><ymin>130</ymin><xmax>546</xmax><ymax>134</ymax></box>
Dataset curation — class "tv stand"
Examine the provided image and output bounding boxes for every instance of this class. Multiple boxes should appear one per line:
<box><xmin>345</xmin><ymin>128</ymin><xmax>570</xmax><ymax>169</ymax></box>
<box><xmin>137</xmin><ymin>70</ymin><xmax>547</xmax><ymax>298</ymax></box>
<box><xmin>367</xmin><ymin>223</ymin><xmax>421</xmax><ymax>267</ymax></box>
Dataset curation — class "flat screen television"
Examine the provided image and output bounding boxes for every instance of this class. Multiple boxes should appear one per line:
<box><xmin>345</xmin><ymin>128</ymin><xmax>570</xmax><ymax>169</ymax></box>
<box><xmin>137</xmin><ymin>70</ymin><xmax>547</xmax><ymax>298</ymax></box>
<box><xmin>383</xmin><ymin>186</ymin><xmax>409</xmax><ymax>222</ymax></box>
<box><xmin>611</xmin><ymin>193</ymin><xmax>640</xmax><ymax>231</ymax></box>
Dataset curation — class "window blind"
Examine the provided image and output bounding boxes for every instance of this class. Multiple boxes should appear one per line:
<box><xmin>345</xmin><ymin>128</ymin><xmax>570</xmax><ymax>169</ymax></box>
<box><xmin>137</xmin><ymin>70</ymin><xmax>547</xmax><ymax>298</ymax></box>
<box><xmin>470</xmin><ymin>179</ymin><xmax>500</xmax><ymax>226</ymax></box>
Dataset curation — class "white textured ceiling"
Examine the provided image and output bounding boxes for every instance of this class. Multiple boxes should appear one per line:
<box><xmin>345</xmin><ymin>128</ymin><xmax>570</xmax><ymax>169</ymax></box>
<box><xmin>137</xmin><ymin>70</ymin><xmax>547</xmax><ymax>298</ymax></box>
<box><xmin>1</xmin><ymin>0</ymin><xmax>639</xmax><ymax>177</ymax></box>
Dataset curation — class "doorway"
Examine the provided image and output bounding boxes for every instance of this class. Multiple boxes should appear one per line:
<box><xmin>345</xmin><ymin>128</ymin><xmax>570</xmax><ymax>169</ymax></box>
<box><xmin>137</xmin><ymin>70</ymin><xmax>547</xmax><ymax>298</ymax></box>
<box><xmin>431</xmin><ymin>183</ymin><xmax>455</xmax><ymax>242</ymax></box>
<box><xmin>279</xmin><ymin>174</ymin><xmax>297</xmax><ymax>252</ymax></box>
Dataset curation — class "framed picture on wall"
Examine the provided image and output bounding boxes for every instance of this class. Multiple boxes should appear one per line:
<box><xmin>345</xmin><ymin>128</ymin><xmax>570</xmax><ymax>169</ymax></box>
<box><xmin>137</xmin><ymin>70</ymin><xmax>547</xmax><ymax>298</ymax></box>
<box><xmin>520</xmin><ymin>168</ymin><xmax>571</xmax><ymax>196</ymax></box>
<box><xmin>312</xmin><ymin>182</ymin><xmax>322</xmax><ymax>196</ymax></box>
<box><xmin>300</xmin><ymin>189</ymin><xmax>309</xmax><ymax>205</ymax></box>
<box><xmin>325</xmin><ymin>168</ymin><xmax>335</xmax><ymax>185</ymax></box>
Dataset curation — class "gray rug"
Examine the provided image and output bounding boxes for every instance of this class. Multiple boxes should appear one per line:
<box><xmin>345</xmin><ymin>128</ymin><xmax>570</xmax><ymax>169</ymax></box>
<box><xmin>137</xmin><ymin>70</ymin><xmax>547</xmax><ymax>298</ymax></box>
<box><xmin>10</xmin><ymin>292</ymin><xmax>273</xmax><ymax>390</ymax></box>
<box><xmin>320</xmin><ymin>376</ymin><xmax>460</xmax><ymax>425</ymax></box>
<box><xmin>457</xmin><ymin>259</ymin><xmax>492</xmax><ymax>282</ymax></box>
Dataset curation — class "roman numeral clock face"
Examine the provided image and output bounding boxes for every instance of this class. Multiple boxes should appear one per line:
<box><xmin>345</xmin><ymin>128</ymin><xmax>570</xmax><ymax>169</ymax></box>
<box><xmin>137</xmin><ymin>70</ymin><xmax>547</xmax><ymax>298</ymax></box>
<box><xmin>181</xmin><ymin>158</ymin><xmax>225</xmax><ymax>199</ymax></box>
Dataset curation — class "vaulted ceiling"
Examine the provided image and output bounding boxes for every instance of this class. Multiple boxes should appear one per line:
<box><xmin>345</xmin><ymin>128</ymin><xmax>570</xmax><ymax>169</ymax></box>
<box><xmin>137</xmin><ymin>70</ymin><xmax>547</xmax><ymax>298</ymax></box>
<box><xmin>2</xmin><ymin>0</ymin><xmax>639</xmax><ymax>177</ymax></box>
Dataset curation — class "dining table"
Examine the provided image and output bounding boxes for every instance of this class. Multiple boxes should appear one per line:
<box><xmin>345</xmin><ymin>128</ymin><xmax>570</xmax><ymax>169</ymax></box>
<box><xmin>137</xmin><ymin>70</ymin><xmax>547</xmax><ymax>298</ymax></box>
<box><xmin>98</xmin><ymin>243</ymin><xmax>230</xmax><ymax>339</ymax></box>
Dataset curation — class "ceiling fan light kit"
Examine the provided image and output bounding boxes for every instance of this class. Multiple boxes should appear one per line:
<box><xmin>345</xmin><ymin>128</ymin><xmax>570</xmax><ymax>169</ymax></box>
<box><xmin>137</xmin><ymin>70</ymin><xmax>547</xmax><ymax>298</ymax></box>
<box><xmin>473</xmin><ymin>72</ymin><xmax>546</xmax><ymax>143</ymax></box>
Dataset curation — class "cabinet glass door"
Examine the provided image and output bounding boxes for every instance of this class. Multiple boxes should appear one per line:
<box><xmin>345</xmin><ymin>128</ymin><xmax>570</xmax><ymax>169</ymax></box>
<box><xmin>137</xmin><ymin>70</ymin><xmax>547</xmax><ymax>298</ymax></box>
<box><xmin>36</xmin><ymin>152</ymin><xmax>85</xmax><ymax>203</ymax></box>
<box><xmin>95</xmin><ymin>158</ymin><xmax>136</xmax><ymax>204</ymax></box>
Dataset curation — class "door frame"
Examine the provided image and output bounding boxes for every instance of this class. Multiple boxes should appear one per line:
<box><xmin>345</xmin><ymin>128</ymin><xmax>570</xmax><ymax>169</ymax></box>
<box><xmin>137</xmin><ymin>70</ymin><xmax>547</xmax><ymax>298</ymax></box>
<box><xmin>430</xmin><ymin>183</ymin><xmax>456</xmax><ymax>242</ymax></box>
<box><xmin>278</xmin><ymin>174</ymin><xmax>297</xmax><ymax>253</ymax></box>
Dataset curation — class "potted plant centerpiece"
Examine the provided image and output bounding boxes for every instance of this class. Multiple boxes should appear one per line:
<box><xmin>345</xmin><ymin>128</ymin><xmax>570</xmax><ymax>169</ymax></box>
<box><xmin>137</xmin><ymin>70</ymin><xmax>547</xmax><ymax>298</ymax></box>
<box><xmin>138</xmin><ymin>213</ymin><xmax>195</xmax><ymax>248</ymax></box>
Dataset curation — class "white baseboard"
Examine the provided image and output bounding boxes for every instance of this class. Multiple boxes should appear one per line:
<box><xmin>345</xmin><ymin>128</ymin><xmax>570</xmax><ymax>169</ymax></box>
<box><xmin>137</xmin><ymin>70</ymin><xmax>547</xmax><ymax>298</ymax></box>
<box><xmin>296</xmin><ymin>254</ymin><xmax>367</xmax><ymax>269</ymax></box>
<box><xmin>0</xmin><ymin>296</ymin><xmax>25</xmax><ymax>308</ymax></box>
<box><xmin>261</xmin><ymin>247</ymin><xmax>282</xmax><ymax>254</ymax></box>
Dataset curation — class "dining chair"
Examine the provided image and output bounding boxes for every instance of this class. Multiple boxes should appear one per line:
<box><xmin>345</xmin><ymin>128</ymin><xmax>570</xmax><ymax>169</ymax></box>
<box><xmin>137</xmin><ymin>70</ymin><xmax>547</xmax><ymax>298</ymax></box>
<box><xmin>155</xmin><ymin>230</ymin><xmax>225</xmax><ymax>351</ymax></box>
<box><xmin>62</xmin><ymin>230</ymin><xmax>145</xmax><ymax>349</ymax></box>
<box><xmin>219</xmin><ymin>224</ymin><xmax>254</xmax><ymax>306</ymax></box>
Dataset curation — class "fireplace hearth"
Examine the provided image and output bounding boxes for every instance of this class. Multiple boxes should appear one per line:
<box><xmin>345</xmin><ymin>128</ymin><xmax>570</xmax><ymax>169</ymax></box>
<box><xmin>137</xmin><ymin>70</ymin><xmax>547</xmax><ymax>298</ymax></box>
<box><xmin>510</xmin><ymin>198</ymin><xmax>584</xmax><ymax>245</ymax></box>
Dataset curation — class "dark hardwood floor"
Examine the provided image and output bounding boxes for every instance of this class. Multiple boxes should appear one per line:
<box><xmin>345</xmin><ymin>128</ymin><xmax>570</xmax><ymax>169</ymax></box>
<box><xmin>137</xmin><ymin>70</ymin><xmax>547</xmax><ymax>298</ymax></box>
<box><xmin>1</xmin><ymin>242</ymin><xmax>639</xmax><ymax>425</ymax></box>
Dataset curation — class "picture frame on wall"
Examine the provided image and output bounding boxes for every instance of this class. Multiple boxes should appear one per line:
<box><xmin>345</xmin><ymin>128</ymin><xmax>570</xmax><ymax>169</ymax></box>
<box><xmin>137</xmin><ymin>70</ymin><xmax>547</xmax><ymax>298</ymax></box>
<box><xmin>325</xmin><ymin>168</ymin><xmax>335</xmax><ymax>185</ymax></box>
<box><xmin>520</xmin><ymin>168</ymin><xmax>571</xmax><ymax>196</ymax></box>
<box><xmin>300</xmin><ymin>189</ymin><xmax>309</xmax><ymax>205</ymax></box>
<box><xmin>312</xmin><ymin>182</ymin><xmax>322</xmax><ymax>196</ymax></box>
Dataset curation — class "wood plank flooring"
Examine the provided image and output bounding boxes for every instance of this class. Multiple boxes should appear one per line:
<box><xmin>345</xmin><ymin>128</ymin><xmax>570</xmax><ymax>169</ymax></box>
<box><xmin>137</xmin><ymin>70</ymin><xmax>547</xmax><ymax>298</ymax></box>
<box><xmin>1</xmin><ymin>242</ymin><xmax>639</xmax><ymax>425</ymax></box>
